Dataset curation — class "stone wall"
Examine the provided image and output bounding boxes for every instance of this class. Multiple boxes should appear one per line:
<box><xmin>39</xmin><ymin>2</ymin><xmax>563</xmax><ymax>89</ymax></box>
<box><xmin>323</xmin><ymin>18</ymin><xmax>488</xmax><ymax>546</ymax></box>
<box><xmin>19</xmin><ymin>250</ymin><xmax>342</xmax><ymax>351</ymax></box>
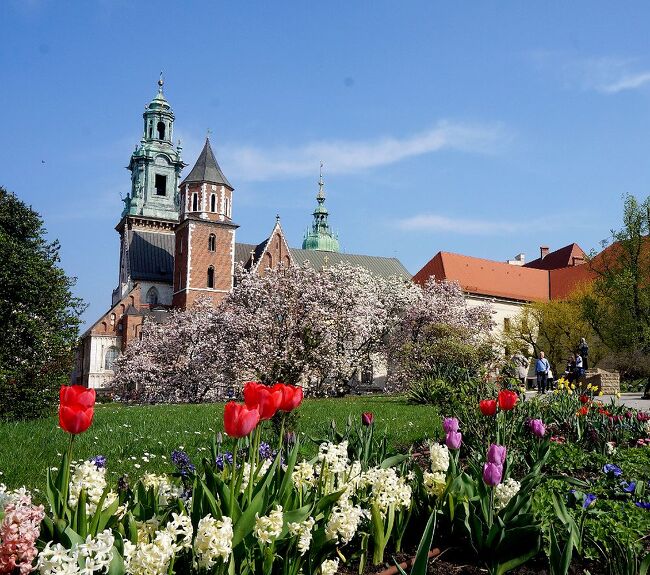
<box><xmin>584</xmin><ymin>368</ymin><xmax>620</xmax><ymax>395</ymax></box>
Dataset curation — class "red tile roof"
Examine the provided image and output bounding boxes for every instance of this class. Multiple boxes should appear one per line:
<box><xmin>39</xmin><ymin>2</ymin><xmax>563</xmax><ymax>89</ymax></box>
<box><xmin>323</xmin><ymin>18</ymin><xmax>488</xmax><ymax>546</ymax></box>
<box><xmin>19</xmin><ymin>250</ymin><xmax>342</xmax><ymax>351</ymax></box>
<box><xmin>525</xmin><ymin>243</ymin><xmax>586</xmax><ymax>270</ymax></box>
<box><xmin>414</xmin><ymin>252</ymin><xmax>550</xmax><ymax>302</ymax></box>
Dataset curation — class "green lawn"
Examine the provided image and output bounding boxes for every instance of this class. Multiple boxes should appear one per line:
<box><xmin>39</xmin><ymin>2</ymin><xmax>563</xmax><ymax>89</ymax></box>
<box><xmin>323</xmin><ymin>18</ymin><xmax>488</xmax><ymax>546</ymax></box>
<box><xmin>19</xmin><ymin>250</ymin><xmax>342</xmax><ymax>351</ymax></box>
<box><xmin>0</xmin><ymin>396</ymin><xmax>441</xmax><ymax>497</ymax></box>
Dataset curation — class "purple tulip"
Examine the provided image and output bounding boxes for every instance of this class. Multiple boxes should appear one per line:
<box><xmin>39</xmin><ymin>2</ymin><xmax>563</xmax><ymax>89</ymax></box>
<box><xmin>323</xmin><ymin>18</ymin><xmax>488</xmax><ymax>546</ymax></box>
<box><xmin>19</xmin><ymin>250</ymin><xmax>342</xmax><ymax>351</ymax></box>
<box><xmin>445</xmin><ymin>431</ymin><xmax>462</xmax><ymax>450</ymax></box>
<box><xmin>529</xmin><ymin>419</ymin><xmax>546</xmax><ymax>438</ymax></box>
<box><xmin>361</xmin><ymin>412</ymin><xmax>374</xmax><ymax>426</ymax></box>
<box><xmin>443</xmin><ymin>417</ymin><xmax>459</xmax><ymax>434</ymax></box>
<box><xmin>483</xmin><ymin>462</ymin><xmax>503</xmax><ymax>486</ymax></box>
<box><xmin>487</xmin><ymin>444</ymin><xmax>507</xmax><ymax>466</ymax></box>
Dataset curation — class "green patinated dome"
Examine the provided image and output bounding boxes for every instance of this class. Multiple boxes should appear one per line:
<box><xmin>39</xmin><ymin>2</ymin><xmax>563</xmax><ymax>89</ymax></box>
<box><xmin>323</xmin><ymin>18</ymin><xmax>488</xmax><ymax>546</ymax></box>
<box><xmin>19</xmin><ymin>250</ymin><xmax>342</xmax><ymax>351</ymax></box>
<box><xmin>302</xmin><ymin>165</ymin><xmax>340</xmax><ymax>253</ymax></box>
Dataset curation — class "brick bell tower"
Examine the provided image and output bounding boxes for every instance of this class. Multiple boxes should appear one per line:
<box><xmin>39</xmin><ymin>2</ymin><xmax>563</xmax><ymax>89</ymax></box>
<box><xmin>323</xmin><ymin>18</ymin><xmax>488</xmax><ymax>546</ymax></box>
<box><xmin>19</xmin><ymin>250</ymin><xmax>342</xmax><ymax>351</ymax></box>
<box><xmin>172</xmin><ymin>137</ymin><xmax>238</xmax><ymax>308</ymax></box>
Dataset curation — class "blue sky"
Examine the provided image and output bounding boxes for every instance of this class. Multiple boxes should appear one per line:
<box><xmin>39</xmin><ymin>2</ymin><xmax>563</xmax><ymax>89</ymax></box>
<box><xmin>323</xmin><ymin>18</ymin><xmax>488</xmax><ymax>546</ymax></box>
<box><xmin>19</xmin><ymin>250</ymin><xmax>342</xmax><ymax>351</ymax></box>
<box><xmin>2</xmin><ymin>1</ymin><xmax>650</xmax><ymax>328</ymax></box>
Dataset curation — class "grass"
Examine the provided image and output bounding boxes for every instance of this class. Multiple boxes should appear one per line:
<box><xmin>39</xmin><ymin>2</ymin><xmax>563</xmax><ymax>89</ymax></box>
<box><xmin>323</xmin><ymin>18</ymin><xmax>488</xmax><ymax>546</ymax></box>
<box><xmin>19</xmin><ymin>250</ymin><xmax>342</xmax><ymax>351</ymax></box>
<box><xmin>0</xmin><ymin>395</ymin><xmax>441</xmax><ymax>497</ymax></box>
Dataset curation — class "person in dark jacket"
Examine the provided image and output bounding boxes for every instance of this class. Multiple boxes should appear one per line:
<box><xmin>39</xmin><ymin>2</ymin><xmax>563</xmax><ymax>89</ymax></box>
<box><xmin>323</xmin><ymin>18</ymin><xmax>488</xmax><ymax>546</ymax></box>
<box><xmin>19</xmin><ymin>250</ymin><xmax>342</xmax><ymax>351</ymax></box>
<box><xmin>578</xmin><ymin>338</ymin><xmax>589</xmax><ymax>370</ymax></box>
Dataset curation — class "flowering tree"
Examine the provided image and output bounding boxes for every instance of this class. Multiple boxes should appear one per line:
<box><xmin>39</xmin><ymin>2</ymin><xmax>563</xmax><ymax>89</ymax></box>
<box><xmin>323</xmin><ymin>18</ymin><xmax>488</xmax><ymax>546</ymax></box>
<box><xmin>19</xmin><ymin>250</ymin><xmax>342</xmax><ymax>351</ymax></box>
<box><xmin>114</xmin><ymin>265</ymin><xmax>491</xmax><ymax>401</ymax></box>
<box><xmin>386</xmin><ymin>278</ymin><xmax>495</xmax><ymax>389</ymax></box>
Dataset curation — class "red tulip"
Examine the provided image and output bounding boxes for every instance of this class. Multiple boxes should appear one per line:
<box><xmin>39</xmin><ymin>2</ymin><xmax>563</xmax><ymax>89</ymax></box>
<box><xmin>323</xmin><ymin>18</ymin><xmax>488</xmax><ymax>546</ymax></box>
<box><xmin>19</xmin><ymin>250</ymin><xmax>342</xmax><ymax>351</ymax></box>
<box><xmin>59</xmin><ymin>385</ymin><xmax>96</xmax><ymax>435</ymax></box>
<box><xmin>361</xmin><ymin>412</ymin><xmax>374</xmax><ymax>426</ymax></box>
<box><xmin>272</xmin><ymin>383</ymin><xmax>304</xmax><ymax>412</ymax></box>
<box><xmin>579</xmin><ymin>395</ymin><xmax>589</xmax><ymax>404</ymax></box>
<box><xmin>224</xmin><ymin>401</ymin><xmax>260</xmax><ymax>437</ymax></box>
<box><xmin>498</xmin><ymin>390</ymin><xmax>518</xmax><ymax>411</ymax></box>
<box><xmin>243</xmin><ymin>382</ymin><xmax>282</xmax><ymax>420</ymax></box>
<box><xmin>479</xmin><ymin>399</ymin><xmax>497</xmax><ymax>416</ymax></box>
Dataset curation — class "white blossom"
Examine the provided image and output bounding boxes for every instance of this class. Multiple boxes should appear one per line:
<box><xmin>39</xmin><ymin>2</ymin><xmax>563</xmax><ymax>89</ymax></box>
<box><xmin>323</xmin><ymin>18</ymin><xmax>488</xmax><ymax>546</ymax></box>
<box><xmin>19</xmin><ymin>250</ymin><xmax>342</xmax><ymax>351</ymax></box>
<box><xmin>428</xmin><ymin>443</ymin><xmax>450</xmax><ymax>474</ymax></box>
<box><xmin>140</xmin><ymin>473</ymin><xmax>182</xmax><ymax>506</ymax></box>
<box><xmin>292</xmin><ymin>461</ymin><xmax>316</xmax><ymax>490</ymax></box>
<box><xmin>360</xmin><ymin>467</ymin><xmax>412</xmax><ymax>514</ymax></box>
<box><xmin>495</xmin><ymin>478</ymin><xmax>521</xmax><ymax>510</ymax></box>
<box><xmin>254</xmin><ymin>505</ymin><xmax>284</xmax><ymax>544</ymax></box>
<box><xmin>326</xmin><ymin>500</ymin><xmax>366</xmax><ymax>544</ymax></box>
<box><xmin>194</xmin><ymin>515</ymin><xmax>233</xmax><ymax>569</ymax></box>
<box><xmin>288</xmin><ymin>516</ymin><xmax>315</xmax><ymax>555</ymax></box>
<box><xmin>423</xmin><ymin>471</ymin><xmax>447</xmax><ymax>497</ymax></box>
<box><xmin>320</xmin><ymin>558</ymin><xmax>339</xmax><ymax>575</ymax></box>
<box><xmin>37</xmin><ymin>530</ymin><xmax>114</xmax><ymax>575</ymax></box>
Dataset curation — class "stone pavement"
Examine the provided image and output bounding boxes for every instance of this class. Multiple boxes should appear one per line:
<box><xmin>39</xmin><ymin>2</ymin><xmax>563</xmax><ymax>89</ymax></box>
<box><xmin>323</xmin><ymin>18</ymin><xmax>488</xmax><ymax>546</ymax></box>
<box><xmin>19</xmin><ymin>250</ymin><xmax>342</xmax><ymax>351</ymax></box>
<box><xmin>524</xmin><ymin>391</ymin><xmax>649</xmax><ymax>411</ymax></box>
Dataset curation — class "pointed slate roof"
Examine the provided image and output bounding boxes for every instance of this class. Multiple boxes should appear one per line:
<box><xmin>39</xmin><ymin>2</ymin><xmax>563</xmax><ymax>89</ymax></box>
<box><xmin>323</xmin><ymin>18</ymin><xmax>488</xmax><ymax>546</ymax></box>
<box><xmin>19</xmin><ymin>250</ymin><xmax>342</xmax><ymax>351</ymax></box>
<box><xmin>182</xmin><ymin>138</ymin><xmax>232</xmax><ymax>188</ymax></box>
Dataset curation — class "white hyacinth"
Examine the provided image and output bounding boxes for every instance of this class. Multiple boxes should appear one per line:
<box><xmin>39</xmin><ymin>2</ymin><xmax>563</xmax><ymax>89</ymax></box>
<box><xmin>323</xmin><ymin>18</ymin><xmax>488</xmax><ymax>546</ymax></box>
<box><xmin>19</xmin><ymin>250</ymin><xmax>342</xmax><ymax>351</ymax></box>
<box><xmin>360</xmin><ymin>467</ymin><xmax>412</xmax><ymax>514</ymax></box>
<box><xmin>423</xmin><ymin>471</ymin><xmax>447</xmax><ymax>497</ymax></box>
<box><xmin>494</xmin><ymin>478</ymin><xmax>521</xmax><ymax>510</ymax></box>
<box><xmin>292</xmin><ymin>461</ymin><xmax>316</xmax><ymax>490</ymax></box>
<box><xmin>193</xmin><ymin>515</ymin><xmax>233</xmax><ymax>569</ymax></box>
<box><xmin>320</xmin><ymin>558</ymin><xmax>339</xmax><ymax>575</ymax></box>
<box><xmin>165</xmin><ymin>512</ymin><xmax>193</xmax><ymax>552</ymax></box>
<box><xmin>288</xmin><ymin>516</ymin><xmax>316</xmax><ymax>555</ymax></box>
<box><xmin>254</xmin><ymin>505</ymin><xmax>284</xmax><ymax>544</ymax></box>
<box><xmin>37</xmin><ymin>529</ymin><xmax>114</xmax><ymax>575</ymax></box>
<box><xmin>140</xmin><ymin>473</ymin><xmax>182</xmax><ymax>506</ymax></box>
<box><xmin>123</xmin><ymin>529</ymin><xmax>176</xmax><ymax>575</ymax></box>
<box><xmin>240</xmin><ymin>459</ymin><xmax>273</xmax><ymax>493</ymax></box>
<box><xmin>645</xmin><ymin>420</ymin><xmax>650</xmax><ymax>437</ymax></box>
<box><xmin>605</xmin><ymin>441</ymin><xmax>617</xmax><ymax>456</ymax></box>
<box><xmin>428</xmin><ymin>443</ymin><xmax>450</xmax><ymax>474</ymax></box>
<box><xmin>68</xmin><ymin>461</ymin><xmax>117</xmax><ymax>515</ymax></box>
<box><xmin>318</xmin><ymin>441</ymin><xmax>349</xmax><ymax>475</ymax></box>
<box><xmin>326</xmin><ymin>500</ymin><xmax>366</xmax><ymax>544</ymax></box>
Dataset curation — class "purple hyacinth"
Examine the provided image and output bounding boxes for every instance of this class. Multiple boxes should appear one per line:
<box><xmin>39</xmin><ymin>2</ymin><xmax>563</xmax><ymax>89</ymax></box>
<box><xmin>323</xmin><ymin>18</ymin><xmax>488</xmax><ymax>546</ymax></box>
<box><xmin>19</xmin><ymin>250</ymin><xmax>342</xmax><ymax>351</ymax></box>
<box><xmin>583</xmin><ymin>493</ymin><xmax>597</xmax><ymax>508</ymax></box>
<box><xmin>635</xmin><ymin>501</ymin><xmax>650</xmax><ymax>510</ymax></box>
<box><xmin>90</xmin><ymin>455</ymin><xmax>107</xmax><ymax>469</ymax></box>
<box><xmin>528</xmin><ymin>419</ymin><xmax>546</xmax><ymax>438</ymax></box>
<box><xmin>259</xmin><ymin>442</ymin><xmax>273</xmax><ymax>460</ymax></box>
<box><xmin>482</xmin><ymin>462</ymin><xmax>503</xmax><ymax>486</ymax></box>
<box><xmin>215</xmin><ymin>452</ymin><xmax>233</xmax><ymax>471</ymax></box>
<box><xmin>621</xmin><ymin>481</ymin><xmax>637</xmax><ymax>493</ymax></box>
<box><xmin>603</xmin><ymin>463</ymin><xmax>622</xmax><ymax>477</ymax></box>
<box><xmin>443</xmin><ymin>417</ymin><xmax>460</xmax><ymax>434</ymax></box>
<box><xmin>445</xmin><ymin>431</ymin><xmax>462</xmax><ymax>450</ymax></box>
<box><xmin>487</xmin><ymin>444</ymin><xmax>507</xmax><ymax>466</ymax></box>
<box><xmin>171</xmin><ymin>450</ymin><xmax>196</xmax><ymax>476</ymax></box>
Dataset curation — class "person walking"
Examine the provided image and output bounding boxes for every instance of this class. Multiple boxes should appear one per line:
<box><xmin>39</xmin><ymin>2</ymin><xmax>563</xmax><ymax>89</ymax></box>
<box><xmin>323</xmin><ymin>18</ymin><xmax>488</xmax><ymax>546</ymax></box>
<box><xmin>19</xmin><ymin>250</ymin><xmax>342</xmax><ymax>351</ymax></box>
<box><xmin>511</xmin><ymin>351</ymin><xmax>529</xmax><ymax>389</ymax></box>
<box><xmin>536</xmin><ymin>351</ymin><xmax>550</xmax><ymax>394</ymax></box>
<box><xmin>578</xmin><ymin>338</ymin><xmax>589</xmax><ymax>370</ymax></box>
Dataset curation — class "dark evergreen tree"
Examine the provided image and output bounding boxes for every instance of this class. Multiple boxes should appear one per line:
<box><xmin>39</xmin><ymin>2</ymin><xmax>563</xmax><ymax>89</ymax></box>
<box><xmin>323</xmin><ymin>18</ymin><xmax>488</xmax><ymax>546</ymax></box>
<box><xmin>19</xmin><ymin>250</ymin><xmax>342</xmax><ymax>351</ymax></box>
<box><xmin>0</xmin><ymin>187</ymin><xmax>85</xmax><ymax>420</ymax></box>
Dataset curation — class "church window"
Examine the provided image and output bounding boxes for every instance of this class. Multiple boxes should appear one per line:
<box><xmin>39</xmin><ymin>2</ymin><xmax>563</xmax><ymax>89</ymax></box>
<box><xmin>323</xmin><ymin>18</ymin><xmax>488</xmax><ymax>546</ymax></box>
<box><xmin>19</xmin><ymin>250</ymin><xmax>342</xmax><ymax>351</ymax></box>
<box><xmin>210</xmin><ymin>194</ymin><xmax>216</xmax><ymax>212</ymax></box>
<box><xmin>207</xmin><ymin>266</ymin><xmax>215</xmax><ymax>288</ymax></box>
<box><xmin>265</xmin><ymin>252</ymin><xmax>273</xmax><ymax>269</ymax></box>
<box><xmin>285</xmin><ymin>255</ymin><xmax>290</xmax><ymax>268</ymax></box>
<box><xmin>148</xmin><ymin>121</ymin><xmax>153</xmax><ymax>138</ymax></box>
<box><xmin>361</xmin><ymin>365</ymin><xmax>374</xmax><ymax>385</ymax></box>
<box><xmin>192</xmin><ymin>193</ymin><xmax>198</xmax><ymax>211</ymax></box>
<box><xmin>157</xmin><ymin>121</ymin><xmax>166</xmax><ymax>140</ymax></box>
<box><xmin>155</xmin><ymin>174</ymin><xmax>167</xmax><ymax>196</ymax></box>
<box><xmin>208</xmin><ymin>234</ymin><xmax>216</xmax><ymax>252</ymax></box>
<box><xmin>104</xmin><ymin>346</ymin><xmax>120</xmax><ymax>370</ymax></box>
<box><xmin>224</xmin><ymin>197</ymin><xmax>230</xmax><ymax>217</ymax></box>
<box><xmin>146</xmin><ymin>286</ymin><xmax>159</xmax><ymax>305</ymax></box>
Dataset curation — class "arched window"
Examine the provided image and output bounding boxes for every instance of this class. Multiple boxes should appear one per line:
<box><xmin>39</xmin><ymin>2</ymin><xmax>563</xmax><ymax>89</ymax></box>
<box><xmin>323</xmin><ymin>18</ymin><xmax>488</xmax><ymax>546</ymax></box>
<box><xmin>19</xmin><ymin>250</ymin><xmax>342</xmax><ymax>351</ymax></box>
<box><xmin>208</xmin><ymin>234</ymin><xmax>216</xmax><ymax>252</ymax></box>
<box><xmin>265</xmin><ymin>252</ymin><xmax>273</xmax><ymax>269</ymax></box>
<box><xmin>146</xmin><ymin>286</ymin><xmax>159</xmax><ymax>305</ymax></box>
<box><xmin>157</xmin><ymin>121</ymin><xmax>166</xmax><ymax>140</ymax></box>
<box><xmin>224</xmin><ymin>197</ymin><xmax>230</xmax><ymax>217</ymax></box>
<box><xmin>207</xmin><ymin>266</ymin><xmax>215</xmax><ymax>288</ymax></box>
<box><xmin>104</xmin><ymin>346</ymin><xmax>120</xmax><ymax>370</ymax></box>
<box><xmin>148</xmin><ymin>121</ymin><xmax>153</xmax><ymax>138</ymax></box>
<box><xmin>210</xmin><ymin>194</ymin><xmax>216</xmax><ymax>212</ymax></box>
<box><xmin>192</xmin><ymin>193</ymin><xmax>198</xmax><ymax>212</ymax></box>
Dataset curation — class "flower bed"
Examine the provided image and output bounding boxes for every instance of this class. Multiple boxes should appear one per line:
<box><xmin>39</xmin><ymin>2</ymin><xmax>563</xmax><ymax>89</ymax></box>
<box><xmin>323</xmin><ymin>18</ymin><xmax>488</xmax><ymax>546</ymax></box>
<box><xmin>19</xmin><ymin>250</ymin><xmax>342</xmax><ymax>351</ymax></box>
<box><xmin>1</xmin><ymin>382</ymin><xmax>649</xmax><ymax>574</ymax></box>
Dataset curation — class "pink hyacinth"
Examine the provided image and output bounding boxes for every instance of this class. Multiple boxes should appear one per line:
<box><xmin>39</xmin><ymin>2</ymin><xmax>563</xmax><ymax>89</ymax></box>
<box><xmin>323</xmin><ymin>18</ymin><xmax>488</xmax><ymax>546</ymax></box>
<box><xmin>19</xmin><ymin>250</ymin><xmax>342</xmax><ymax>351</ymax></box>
<box><xmin>0</xmin><ymin>492</ymin><xmax>44</xmax><ymax>574</ymax></box>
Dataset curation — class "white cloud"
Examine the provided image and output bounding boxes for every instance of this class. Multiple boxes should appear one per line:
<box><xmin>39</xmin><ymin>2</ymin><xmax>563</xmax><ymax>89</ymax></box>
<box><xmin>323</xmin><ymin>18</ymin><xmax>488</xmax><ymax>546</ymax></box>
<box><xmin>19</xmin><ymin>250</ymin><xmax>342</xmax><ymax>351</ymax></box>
<box><xmin>214</xmin><ymin>121</ymin><xmax>508</xmax><ymax>181</ymax></box>
<box><xmin>532</xmin><ymin>52</ymin><xmax>650</xmax><ymax>94</ymax></box>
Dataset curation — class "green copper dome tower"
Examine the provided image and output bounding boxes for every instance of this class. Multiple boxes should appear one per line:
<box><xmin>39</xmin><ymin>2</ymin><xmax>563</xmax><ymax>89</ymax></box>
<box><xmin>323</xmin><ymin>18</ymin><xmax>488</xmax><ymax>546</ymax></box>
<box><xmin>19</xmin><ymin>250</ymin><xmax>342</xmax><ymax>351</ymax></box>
<box><xmin>121</xmin><ymin>75</ymin><xmax>185</xmax><ymax>221</ymax></box>
<box><xmin>302</xmin><ymin>163</ymin><xmax>340</xmax><ymax>252</ymax></box>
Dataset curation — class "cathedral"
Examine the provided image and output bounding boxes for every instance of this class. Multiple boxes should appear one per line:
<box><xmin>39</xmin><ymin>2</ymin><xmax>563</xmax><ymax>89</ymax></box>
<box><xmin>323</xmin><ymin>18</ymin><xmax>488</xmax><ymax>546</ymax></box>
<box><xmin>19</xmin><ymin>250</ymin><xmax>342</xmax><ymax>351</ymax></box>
<box><xmin>74</xmin><ymin>80</ymin><xmax>411</xmax><ymax>389</ymax></box>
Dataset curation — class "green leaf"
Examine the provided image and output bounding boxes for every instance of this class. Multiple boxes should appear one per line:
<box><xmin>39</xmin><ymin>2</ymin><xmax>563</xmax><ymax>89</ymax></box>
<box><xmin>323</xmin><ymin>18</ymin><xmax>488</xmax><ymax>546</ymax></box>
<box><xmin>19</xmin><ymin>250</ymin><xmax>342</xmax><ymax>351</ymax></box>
<box><xmin>75</xmin><ymin>489</ymin><xmax>87</xmax><ymax>539</ymax></box>
<box><xmin>409</xmin><ymin>511</ymin><xmax>437</xmax><ymax>575</ymax></box>
<box><xmin>107</xmin><ymin>546</ymin><xmax>126</xmax><ymax>575</ymax></box>
<box><xmin>380</xmin><ymin>454</ymin><xmax>410</xmax><ymax>469</ymax></box>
